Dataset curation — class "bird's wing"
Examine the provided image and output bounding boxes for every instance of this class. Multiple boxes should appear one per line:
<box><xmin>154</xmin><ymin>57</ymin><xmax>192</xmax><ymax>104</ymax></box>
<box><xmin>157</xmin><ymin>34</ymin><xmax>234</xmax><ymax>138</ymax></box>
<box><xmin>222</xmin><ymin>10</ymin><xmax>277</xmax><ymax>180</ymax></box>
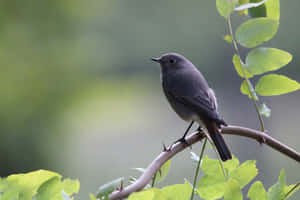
<box><xmin>163</xmin><ymin>72</ymin><xmax>225</xmax><ymax>125</ymax></box>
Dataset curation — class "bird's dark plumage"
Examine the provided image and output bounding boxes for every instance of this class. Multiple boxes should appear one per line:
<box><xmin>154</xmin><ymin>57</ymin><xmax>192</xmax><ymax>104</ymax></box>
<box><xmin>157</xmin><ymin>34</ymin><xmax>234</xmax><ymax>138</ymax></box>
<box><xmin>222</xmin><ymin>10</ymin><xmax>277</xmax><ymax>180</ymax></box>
<box><xmin>152</xmin><ymin>52</ymin><xmax>232</xmax><ymax>161</ymax></box>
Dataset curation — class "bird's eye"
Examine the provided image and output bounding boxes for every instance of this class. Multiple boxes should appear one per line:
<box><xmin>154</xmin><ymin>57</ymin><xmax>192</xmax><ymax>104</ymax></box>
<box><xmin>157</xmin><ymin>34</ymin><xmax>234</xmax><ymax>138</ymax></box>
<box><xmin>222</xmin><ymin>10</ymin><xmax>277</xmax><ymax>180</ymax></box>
<box><xmin>169</xmin><ymin>59</ymin><xmax>175</xmax><ymax>64</ymax></box>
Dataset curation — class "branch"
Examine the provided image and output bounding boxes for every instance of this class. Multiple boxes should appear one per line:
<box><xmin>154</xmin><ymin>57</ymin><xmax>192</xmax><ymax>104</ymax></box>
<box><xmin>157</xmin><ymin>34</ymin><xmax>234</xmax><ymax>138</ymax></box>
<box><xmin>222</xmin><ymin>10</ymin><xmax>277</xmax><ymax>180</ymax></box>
<box><xmin>109</xmin><ymin>125</ymin><xmax>300</xmax><ymax>200</ymax></box>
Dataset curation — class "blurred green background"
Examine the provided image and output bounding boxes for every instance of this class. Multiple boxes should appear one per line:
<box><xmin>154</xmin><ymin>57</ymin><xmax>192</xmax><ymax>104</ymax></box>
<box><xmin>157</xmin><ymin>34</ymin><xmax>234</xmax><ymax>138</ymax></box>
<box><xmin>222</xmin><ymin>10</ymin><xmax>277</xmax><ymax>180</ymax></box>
<box><xmin>0</xmin><ymin>0</ymin><xmax>299</xmax><ymax>199</ymax></box>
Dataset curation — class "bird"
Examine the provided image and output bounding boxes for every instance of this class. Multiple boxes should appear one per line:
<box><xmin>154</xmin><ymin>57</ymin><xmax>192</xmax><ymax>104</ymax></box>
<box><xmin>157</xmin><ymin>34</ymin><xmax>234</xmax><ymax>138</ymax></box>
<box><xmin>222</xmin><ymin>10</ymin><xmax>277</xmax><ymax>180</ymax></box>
<box><xmin>151</xmin><ymin>52</ymin><xmax>232</xmax><ymax>161</ymax></box>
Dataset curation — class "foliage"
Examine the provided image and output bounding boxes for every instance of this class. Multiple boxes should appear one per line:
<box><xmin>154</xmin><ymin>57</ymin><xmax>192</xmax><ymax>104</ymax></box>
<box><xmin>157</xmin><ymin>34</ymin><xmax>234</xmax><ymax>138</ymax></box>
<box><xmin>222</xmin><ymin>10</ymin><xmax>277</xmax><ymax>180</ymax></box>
<box><xmin>218</xmin><ymin>0</ymin><xmax>300</xmax><ymax>130</ymax></box>
<box><xmin>0</xmin><ymin>170</ymin><xmax>79</xmax><ymax>200</ymax></box>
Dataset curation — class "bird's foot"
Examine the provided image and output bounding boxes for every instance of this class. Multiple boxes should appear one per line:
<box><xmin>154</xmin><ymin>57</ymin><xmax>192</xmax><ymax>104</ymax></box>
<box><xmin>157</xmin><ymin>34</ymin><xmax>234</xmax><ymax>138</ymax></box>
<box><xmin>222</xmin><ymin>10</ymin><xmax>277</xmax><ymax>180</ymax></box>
<box><xmin>197</xmin><ymin>126</ymin><xmax>204</xmax><ymax>133</ymax></box>
<box><xmin>174</xmin><ymin>136</ymin><xmax>189</xmax><ymax>146</ymax></box>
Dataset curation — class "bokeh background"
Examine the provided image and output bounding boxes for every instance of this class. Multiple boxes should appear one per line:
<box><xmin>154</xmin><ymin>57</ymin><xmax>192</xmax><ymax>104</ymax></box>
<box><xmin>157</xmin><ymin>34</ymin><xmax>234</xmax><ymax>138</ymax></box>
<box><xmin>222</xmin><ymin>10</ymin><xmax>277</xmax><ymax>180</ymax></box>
<box><xmin>1</xmin><ymin>0</ymin><xmax>299</xmax><ymax>199</ymax></box>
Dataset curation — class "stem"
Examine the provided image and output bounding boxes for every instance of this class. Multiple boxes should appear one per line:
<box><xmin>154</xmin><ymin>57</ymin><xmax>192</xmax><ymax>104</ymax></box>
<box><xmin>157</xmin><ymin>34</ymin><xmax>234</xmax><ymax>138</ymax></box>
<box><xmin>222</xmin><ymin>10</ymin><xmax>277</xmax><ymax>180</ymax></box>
<box><xmin>284</xmin><ymin>182</ymin><xmax>300</xmax><ymax>200</ymax></box>
<box><xmin>227</xmin><ymin>16</ymin><xmax>265</xmax><ymax>132</ymax></box>
<box><xmin>190</xmin><ymin>138</ymin><xmax>208</xmax><ymax>200</ymax></box>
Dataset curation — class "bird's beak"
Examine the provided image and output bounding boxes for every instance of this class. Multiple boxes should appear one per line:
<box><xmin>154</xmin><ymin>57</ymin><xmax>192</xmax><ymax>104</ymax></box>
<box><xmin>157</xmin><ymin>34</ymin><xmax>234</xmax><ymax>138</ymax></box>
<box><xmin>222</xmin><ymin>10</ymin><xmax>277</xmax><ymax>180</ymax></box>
<box><xmin>151</xmin><ymin>57</ymin><xmax>161</xmax><ymax>63</ymax></box>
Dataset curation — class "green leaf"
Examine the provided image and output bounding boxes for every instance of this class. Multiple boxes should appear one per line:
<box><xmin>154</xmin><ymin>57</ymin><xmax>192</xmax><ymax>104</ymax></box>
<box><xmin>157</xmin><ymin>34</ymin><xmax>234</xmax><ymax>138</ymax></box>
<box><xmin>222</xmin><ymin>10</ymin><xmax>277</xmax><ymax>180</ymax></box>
<box><xmin>232</xmin><ymin>54</ymin><xmax>253</xmax><ymax>78</ymax></box>
<box><xmin>248</xmin><ymin>181</ymin><xmax>267</xmax><ymax>200</ymax></box>
<box><xmin>61</xmin><ymin>179</ymin><xmax>80</xmax><ymax>195</ymax></box>
<box><xmin>236</xmin><ymin>18</ymin><xmax>279</xmax><ymax>48</ymax></box>
<box><xmin>154</xmin><ymin>160</ymin><xmax>171</xmax><ymax>183</ymax></box>
<box><xmin>96</xmin><ymin>177</ymin><xmax>124</xmax><ymax>199</ymax></box>
<box><xmin>128</xmin><ymin>188</ymin><xmax>167</xmax><ymax>200</ymax></box>
<box><xmin>240</xmin><ymin>80</ymin><xmax>258</xmax><ymax>100</ymax></box>
<box><xmin>197</xmin><ymin>156</ymin><xmax>227</xmax><ymax>200</ymax></box>
<box><xmin>255</xmin><ymin>74</ymin><xmax>300</xmax><ymax>96</ymax></box>
<box><xmin>224</xmin><ymin>179</ymin><xmax>243</xmax><ymax>200</ymax></box>
<box><xmin>259</xmin><ymin>103</ymin><xmax>271</xmax><ymax>117</ymax></box>
<box><xmin>268</xmin><ymin>169</ymin><xmax>286</xmax><ymax>200</ymax></box>
<box><xmin>216</xmin><ymin>0</ymin><xmax>237</xmax><ymax>18</ymax></box>
<box><xmin>89</xmin><ymin>193</ymin><xmax>97</xmax><ymax>200</ymax></box>
<box><xmin>161</xmin><ymin>182</ymin><xmax>192</xmax><ymax>200</ymax></box>
<box><xmin>235</xmin><ymin>0</ymin><xmax>266</xmax><ymax>11</ymax></box>
<box><xmin>246</xmin><ymin>48</ymin><xmax>292</xmax><ymax>75</ymax></box>
<box><xmin>224</xmin><ymin>35</ymin><xmax>233</xmax><ymax>43</ymax></box>
<box><xmin>230</xmin><ymin>160</ymin><xmax>258</xmax><ymax>188</ymax></box>
<box><xmin>35</xmin><ymin>177</ymin><xmax>63</xmax><ymax>200</ymax></box>
<box><xmin>265</xmin><ymin>0</ymin><xmax>280</xmax><ymax>20</ymax></box>
<box><xmin>197</xmin><ymin>156</ymin><xmax>239</xmax><ymax>200</ymax></box>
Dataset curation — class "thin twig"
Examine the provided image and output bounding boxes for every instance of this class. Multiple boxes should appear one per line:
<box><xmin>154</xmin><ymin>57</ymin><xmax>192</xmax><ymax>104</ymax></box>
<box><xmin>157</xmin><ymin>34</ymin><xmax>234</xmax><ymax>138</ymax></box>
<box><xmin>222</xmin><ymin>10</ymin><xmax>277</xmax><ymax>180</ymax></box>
<box><xmin>284</xmin><ymin>182</ymin><xmax>300</xmax><ymax>200</ymax></box>
<box><xmin>109</xmin><ymin>125</ymin><xmax>300</xmax><ymax>200</ymax></box>
<box><xmin>190</xmin><ymin>138</ymin><xmax>207</xmax><ymax>200</ymax></box>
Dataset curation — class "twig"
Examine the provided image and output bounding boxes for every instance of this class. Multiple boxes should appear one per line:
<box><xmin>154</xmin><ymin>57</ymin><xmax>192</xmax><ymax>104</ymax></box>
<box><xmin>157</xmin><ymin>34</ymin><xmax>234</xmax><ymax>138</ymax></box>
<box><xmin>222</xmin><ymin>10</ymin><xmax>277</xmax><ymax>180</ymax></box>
<box><xmin>190</xmin><ymin>138</ymin><xmax>207</xmax><ymax>200</ymax></box>
<box><xmin>109</xmin><ymin>125</ymin><xmax>300</xmax><ymax>200</ymax></box>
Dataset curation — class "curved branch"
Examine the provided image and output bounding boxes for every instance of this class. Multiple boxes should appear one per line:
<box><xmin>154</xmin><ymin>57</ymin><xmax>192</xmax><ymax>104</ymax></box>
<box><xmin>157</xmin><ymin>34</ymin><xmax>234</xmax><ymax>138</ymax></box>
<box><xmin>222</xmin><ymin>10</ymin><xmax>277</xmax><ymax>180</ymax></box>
<box><xmin>109</xmin><ymin>125</ymin><xmax>300</xmax><ymax>200</ymax></box>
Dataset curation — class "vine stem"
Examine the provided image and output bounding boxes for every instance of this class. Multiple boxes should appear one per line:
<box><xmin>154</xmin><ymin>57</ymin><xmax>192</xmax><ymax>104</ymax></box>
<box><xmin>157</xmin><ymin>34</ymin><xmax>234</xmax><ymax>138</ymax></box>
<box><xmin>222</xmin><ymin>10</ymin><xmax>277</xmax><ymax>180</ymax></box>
<box><xmin>227</xmin><ymin>16</ymin><xmax>265</xmax><ymax>132</ymax></box>
<box><xmin>190</xmin><ymin>138</ymin><xmax>207</xmax><ymax>200</ymax></box>
<box><xmin>284</xmin><ymin>182</ymin><xmax>300</xmax><ymax>200</ymax></box>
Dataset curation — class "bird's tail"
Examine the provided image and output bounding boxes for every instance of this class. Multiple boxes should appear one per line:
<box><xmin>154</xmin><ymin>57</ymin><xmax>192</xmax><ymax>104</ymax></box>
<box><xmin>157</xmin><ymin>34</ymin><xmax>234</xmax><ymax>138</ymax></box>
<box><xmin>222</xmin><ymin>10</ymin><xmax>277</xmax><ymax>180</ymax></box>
<box><xmin>206</xmin><ymin>123</ymin><xmax>232</xmax><ymax>161</ymax></box>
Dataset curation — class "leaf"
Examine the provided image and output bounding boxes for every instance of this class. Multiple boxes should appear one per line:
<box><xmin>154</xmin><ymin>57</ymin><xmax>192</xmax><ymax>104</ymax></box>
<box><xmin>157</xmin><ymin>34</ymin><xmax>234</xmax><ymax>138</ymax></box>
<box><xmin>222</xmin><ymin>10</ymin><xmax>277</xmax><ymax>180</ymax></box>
<box><xmin>235</xmin><ymin>0</ymin><xmax>266</xmax><ymax>11</ymax></box>
<box><xmin>197</xmin><ymin>156</ymin><xmax>227</xmax><ymax>200</ymax></box>
<box><xmin>240</xmin><ymin>80</ymin><xmax>258</xmax><ymax>100</ymax></box>
<box><xmin>197</xmin><ymin>156</ymin><xmax>239</xmax><ymax>200</ymax></box>
<box><xmin>35</xmin><ymin>177</ymin><xmax>63</xmax><ymax>200</ymax></box>
<box><xmin>265</xmin><ymin>0</ymin><xmax>280</xmax><ymax>20</ymax></box>
<box><xmin>230</xmin><ymin>160</ymin><xmax>258</xmax><ymax>188</ymax></box>
<box><xmin>5</xmin><ymin>170</ymin><xmax>62</xmax><ymax>200</ymax></box>
<box><xmin>161</xmin><ymin>182</ymin><xmax>192</xmax><ymax>200</ymax></box>
<box><xmin>128</xmin><ymin>188</ymin><xmax>167</xmax><ymax>200</ymax></box>
<box><xmin>224</xmin><ymin>179</ymin><xmax>243</xmax><ymax>200</ymax></box>
<box><xmin>255</xmin><ymin>74</ymin><xmax>300</xmax><ymax>96</ymax></box>
<box><xmin>216</xmin><ymin>0</ymin><xmax>237</xmax><ymax>19</ymax></box>
<box><xmin>246</xmin><ymin>48</ymin><xmax>292</xmax><ymax>75</ymax></box>
<box><xmin>224</xmin><ymin>35</ymin><xmax>233</xmax><ymax>43</ymax></box>
<box><xmin>154</xmin><ymin>160</ymin><xmax>171</xmax><ymax>183</ymax></box>
<box><xmin>268</xmin><ymin>169</ymin><xmax>286</xmax><ymax>200</ymax></box>
<box><xmin>236</xmin><ymin>18</ymin><xmax>279</xmax><ymax>48</ymax></box>
<box><xmin>89</xmin><ymin>193</ymin><xmax>97</xmax><ymax>200</ymax></box>
<box><xmin>61</xmin><ymin>179</ymin><xmax>80</xmax><ymax>195</ymax></box>
<box><xmin>232</xmin><ymin>54</ymin><xmax>253</xmax><ymax>78</ymax></box>
<box><xmin>248</xmin><ymin>181</ymin><xmax>268</xmax><ymax>200</ymax></box>
<box><xmin>96</xmin><ymin>177</ymin><xmax>124</xmax><ymax>199</ymax></box>
<box><xmin>259</xmin><ymin>103</ymin><xmax>271</xmax><ymax>117</ymax></box>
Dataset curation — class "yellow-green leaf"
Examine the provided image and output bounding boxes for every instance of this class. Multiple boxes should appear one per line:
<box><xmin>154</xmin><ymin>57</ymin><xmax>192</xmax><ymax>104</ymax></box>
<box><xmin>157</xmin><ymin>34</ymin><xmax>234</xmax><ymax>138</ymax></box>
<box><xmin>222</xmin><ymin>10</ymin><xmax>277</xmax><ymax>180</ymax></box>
<box><xmin>128</xmin><ymin>188</ymin><xmax>167</xmax><ymax>200</ymax></box>
<box><xmin>265</xmin><ymin>0</ymin><xmax>280</xmax><ymax>20</ymax></box>
<box><xmin>232</xmin><ymin>54</ymin><xmax>253</xmax><ymax>78</ymax></box>
<box><xmin>246</xmin><ymin>48</ymin><xmax>292</xmax><ymax>75</ymax></box>
<box><xmin>230</xmin><ymin>160</ymin><xmax>258</xmax><ymax>188</ymax></box>
<box><xmin>248</xmin><ymin>181</ymin><xmax>268</xmax><ymax>200</ymax></box>
<box><xmin>236</xmin><ymin>18</ymin><xmax>279</xmax><ymax>48</ymax></box>
<box><xmin>155</xmin><ymin>160</ymin><xmax>171</xmax><ymax>183</ymax></box>
<box><xmin>161</xmin><ymin>183</ymin><xmax>192</xmax><ymax>200</ymax></box>
<box><xmin>216</xmin><ymin>0</ymin><xmax>237</xmax><ymax>19</ymax></box>
<box><xmin>255</xmin><ymin>74</ymin><xmax>300</xmax><ymax>96</ymax></box>
<box><xmin>224</xmin><ymin>179</ymin><xmax>243</xmax><ymax>200</ymax></box>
